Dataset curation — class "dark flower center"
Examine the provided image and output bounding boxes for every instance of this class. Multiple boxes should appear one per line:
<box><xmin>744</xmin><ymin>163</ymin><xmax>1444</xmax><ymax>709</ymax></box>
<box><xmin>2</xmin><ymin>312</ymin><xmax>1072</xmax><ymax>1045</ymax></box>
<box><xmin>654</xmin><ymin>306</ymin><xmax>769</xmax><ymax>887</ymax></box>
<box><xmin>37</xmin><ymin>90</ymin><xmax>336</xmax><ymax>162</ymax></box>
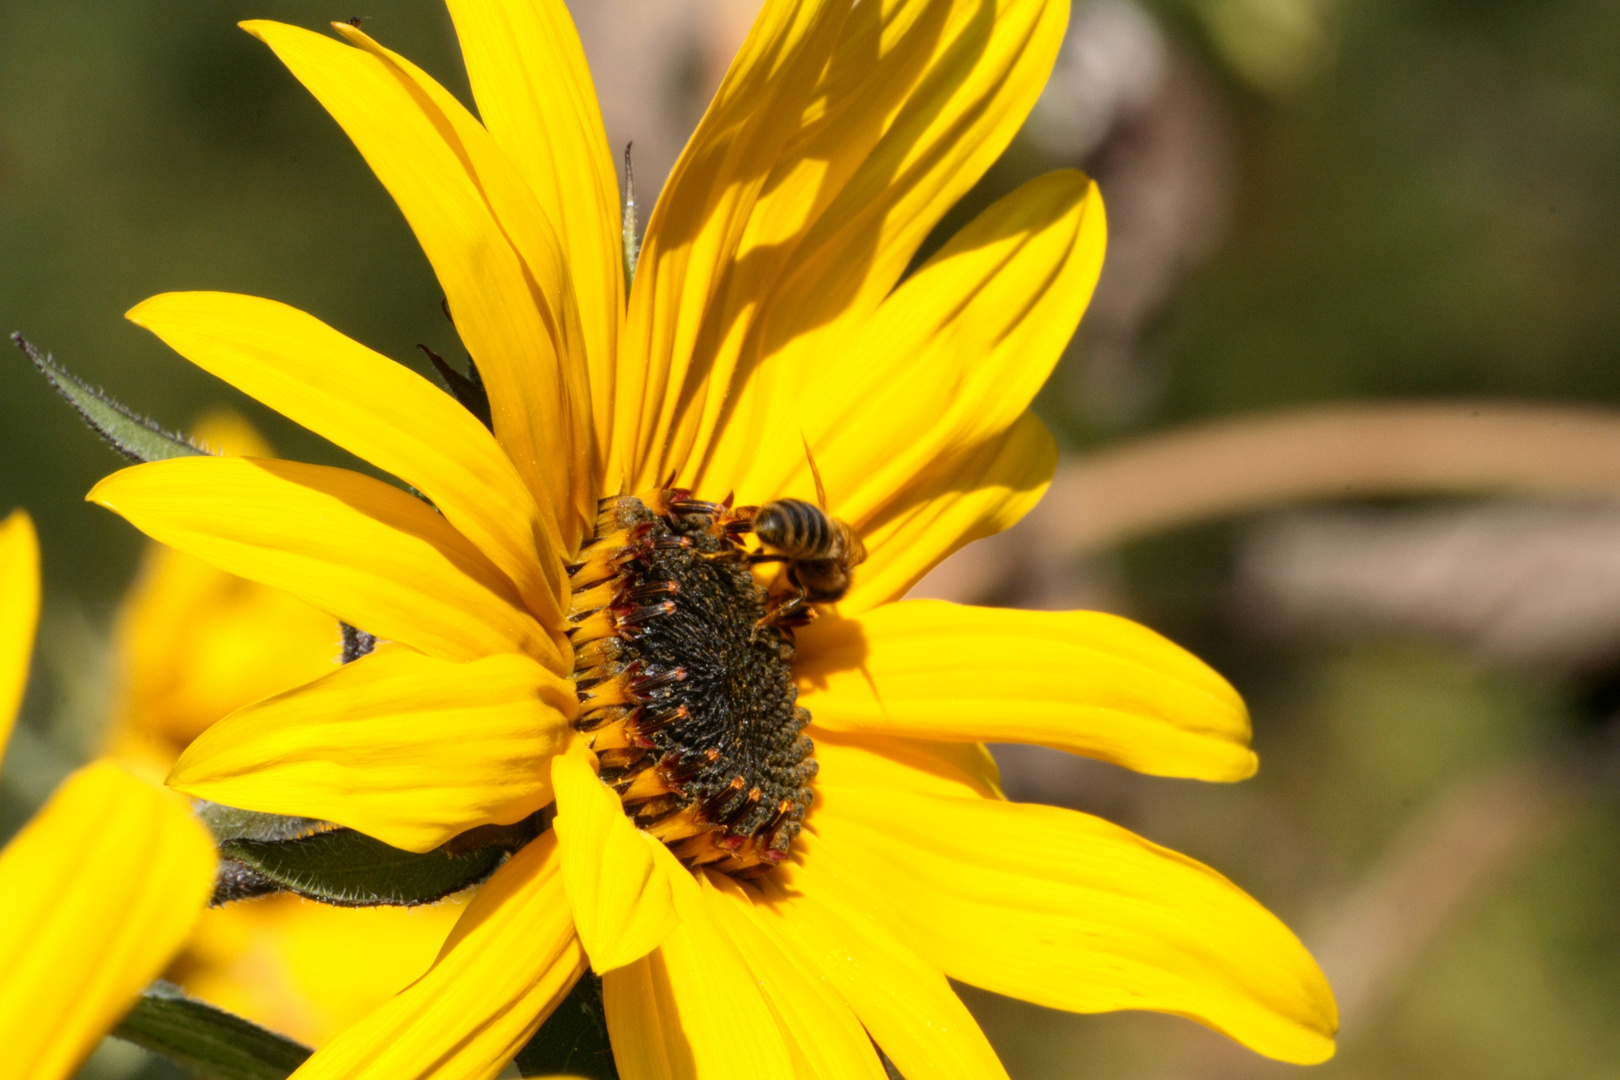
<box><xmin>566</xmin><ymin>491</ymin><xmax>815</xmax><ymax>877</ymax></box>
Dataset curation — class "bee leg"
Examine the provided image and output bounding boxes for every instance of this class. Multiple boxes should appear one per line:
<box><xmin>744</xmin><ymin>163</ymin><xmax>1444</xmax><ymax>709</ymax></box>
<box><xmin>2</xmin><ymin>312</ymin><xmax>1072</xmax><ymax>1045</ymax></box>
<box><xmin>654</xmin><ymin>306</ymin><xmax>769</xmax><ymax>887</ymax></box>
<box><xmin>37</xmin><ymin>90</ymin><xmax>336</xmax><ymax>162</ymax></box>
<box><xmin>776</xmin><ymin>602</ymin><xmax>818</xmax><ymax>629</ymax></box>
<box><xmin>753</xmin><ymin>580</ymin><xmax>808</xmax><ymax>639</ymax></box>
<box><xmin>668</xmin><ymin>497</ymin><xmax>730</xmax><ymax>517</ymax></box>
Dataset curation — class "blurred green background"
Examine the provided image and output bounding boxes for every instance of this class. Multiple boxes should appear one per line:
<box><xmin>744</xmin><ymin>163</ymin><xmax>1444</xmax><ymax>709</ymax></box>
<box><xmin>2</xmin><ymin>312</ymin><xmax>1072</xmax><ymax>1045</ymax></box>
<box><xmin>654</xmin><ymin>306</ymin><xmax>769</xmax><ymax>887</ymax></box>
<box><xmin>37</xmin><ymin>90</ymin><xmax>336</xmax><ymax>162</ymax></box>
<box><xmin>3</xmin><ymin>0</ymin><xmax>1620</xmax><ymax>1077</ymax></box>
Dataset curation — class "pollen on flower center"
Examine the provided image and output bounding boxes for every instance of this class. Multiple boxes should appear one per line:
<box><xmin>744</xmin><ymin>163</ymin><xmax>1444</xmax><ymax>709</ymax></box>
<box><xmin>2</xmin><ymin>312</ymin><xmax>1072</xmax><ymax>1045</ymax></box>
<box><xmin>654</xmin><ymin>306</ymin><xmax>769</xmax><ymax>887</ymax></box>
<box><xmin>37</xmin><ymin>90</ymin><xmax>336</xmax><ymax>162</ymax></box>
<box><xmin>565</xmin><ymin>491</ymin><xmax>816</xmax><ymax>877</ymax></box>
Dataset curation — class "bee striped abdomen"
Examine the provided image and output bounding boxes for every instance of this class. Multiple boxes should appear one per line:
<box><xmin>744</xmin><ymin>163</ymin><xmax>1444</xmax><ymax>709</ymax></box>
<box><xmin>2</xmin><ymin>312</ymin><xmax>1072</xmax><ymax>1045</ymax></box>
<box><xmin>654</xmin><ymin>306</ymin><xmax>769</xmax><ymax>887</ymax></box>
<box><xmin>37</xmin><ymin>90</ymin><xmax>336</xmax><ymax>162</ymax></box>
<box><xmin>755</xmin><ymin>498</ymin><xmax>830</xmax><ymax>558</ymax></box>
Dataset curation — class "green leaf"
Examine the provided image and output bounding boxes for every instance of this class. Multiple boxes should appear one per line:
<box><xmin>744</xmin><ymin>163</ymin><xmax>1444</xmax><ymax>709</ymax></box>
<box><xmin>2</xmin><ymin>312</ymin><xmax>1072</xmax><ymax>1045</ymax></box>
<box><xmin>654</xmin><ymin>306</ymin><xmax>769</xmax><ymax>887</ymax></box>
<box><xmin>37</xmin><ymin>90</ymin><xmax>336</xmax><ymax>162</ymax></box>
<box><xmin>198</xmin><ymin>802</ymin><xmax>331</xmax><ymax>844</ymax></box>
<box><xmin>220</xmin><ymin>827</ymin><xmax>509</xmax><ymax>907</ymax></box>
<box><xmin>200</xmin><ymin>804</ymin><xmax>337</xmax><ymax>904</ymax></box>
<box><xmin>113</xmin><ymin>981</ymin><xmax>311</xmax><ymax>1080</ymax></box>
<box><xmin>515</xmin><ymin>972</ymin><xmax>617</xmax><ymax>1080</ymax></box>
<box><xmin>13</xmin><ymin>333</ymin><xmax>206</xmax><ymax>462</ymax></box>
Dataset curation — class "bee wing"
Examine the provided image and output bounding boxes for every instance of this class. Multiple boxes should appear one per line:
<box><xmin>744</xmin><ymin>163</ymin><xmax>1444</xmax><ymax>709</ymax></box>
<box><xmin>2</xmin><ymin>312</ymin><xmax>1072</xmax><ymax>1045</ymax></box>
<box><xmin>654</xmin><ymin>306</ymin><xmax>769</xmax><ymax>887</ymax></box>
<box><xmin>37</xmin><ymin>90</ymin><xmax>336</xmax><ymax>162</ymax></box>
<box><xmin>800</xmin><ymin>430</ymin><xmax>830</xmax><ymax>510</ymax></box>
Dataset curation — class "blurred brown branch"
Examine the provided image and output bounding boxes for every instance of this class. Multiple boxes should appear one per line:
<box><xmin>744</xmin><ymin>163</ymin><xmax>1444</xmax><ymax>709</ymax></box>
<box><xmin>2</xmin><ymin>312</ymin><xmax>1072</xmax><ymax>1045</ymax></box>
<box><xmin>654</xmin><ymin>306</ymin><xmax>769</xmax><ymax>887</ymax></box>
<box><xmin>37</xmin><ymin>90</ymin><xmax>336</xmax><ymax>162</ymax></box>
<box><xmin>1047</xmin><ymin>402</ymin><xmax>1620</xmax><ymax>554</ymax></box>
<box><xmin>919</xmin><ymin>402</ymin><xmax>1620</xmax><ymax>607</ymax></box>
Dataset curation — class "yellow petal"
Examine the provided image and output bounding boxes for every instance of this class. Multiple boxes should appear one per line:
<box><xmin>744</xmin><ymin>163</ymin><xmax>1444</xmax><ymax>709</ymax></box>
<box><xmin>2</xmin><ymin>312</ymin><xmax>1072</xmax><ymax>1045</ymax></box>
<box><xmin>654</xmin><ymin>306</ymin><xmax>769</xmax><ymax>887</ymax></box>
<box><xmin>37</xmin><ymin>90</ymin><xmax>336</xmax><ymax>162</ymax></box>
<box><xmin>189</xmin><ymin>408</ymin><xmax>275</xmax><ymax>457</ymax></box>
<box><xmin>0</xmin><ymin>509</ymin><xmax>40</xmax><ymax>762</ymax></box>
<box><xmin>812</xmin><ymin>785</ymin><xmax>1339</xmax><ymax>1064</ymax></box>
<box><xmin>625</xmin><ymin>0</ymin><xmax>1072</xmax><ymax>494</ymax></box>
<box><xmin>767</xmin><ymin>0</ymin><xmax>1071</xmax><ymax>332</ymax></box>
<box><xmin>797</xmin><ymin>600</ymin><xmax>1257</xmax><ymax>781</ymax></box>
<box><xmin>103</xmin><ymin>413</ymin><xmax>341</xmax><ymax>778</ymax></box>
<box><xmin>811</xmin><ymin>726</ymin><xmax>1004</xmax><ymax>801</ymax></box>
<box><xmin>842</xmin><ymin>410</ymin><xmax>1056</xmax><ymax>613</ymax></box>
<box><xmin>600</xmin><ymin>955</ymin><xmax>689</xmax><ymax>1080</ymax></box>
<box><xmin>613</xmin><ymin>0</ymin><xmax>850</xmax><ymax>488</ymax></box>
<box><xmin>327</xmin><ymin>20</ymin><xmax>600</xmax><ymax>539</ymax></box>
<box><xmin>289</xmin><ymin>831</ymin><xmax>586</xmax><ymax>1080</ymax></box>
<box><xmin>128</xmin><ymin>291</ymin><xmax>566</xmax><ymax>625</ymax></box>
<box><xmin>692</xmin><ymin>1</ymin><xmax>1077</xmax><ymax>497</ymax></box>
<box><xmin>109</xmin><ymin>539</ymin><xmax>339</xmax><ymax>763</ymax></box>
<box><xmin>88</xmin><ymin>456</ymin><xmax>562</xmax><ymax>670</ymax></box>
<box><xmin>750</xmin><ymin>833</ymin><xmax>1010</xmax><ymax>1080</ymax></box>
<box><xmin>717</xmin><ymin>171</ymin><xmax>1101</xmax><ymax>524</ymax></box>
<box><xmin>442</xmin><ymin>0</ymin><xmax>623</xmax><ymax>453</ymax></box>
<box><xmin>243</xmin><ymin>20</ymin><xmax>594</xmax><ymax>550</ymax></box>
<box><xmin>178</xmin><ymin>897</ymin><xmax>463</xmax><ymax>1049</ymax></box>
<box><xmin>169</xmin><ymin>645</ymin><xmax>576</xmax><ymax>853</ymax></box>
<box><xmin>681</xmin><ymin>175</ymin><xmax>1095</xmax><ymax>613</ymax></box>
<box><xmin>602</xmin><ymin>871</ymin><xmax>794</xmax><ymax>1080</ymax></box>
<box><xmin>552</xmin><ymin>748</ymin><xmax>681</xmax><ymax>973</ymax></box>
<box><xmin>701</xmin><ymin>872</ymin><xmax>889</xmax><ymax>1080</ymax></box>
<box><xmin>0</xmin><ymin>761</ymin><xmax>216</xmax><ymax>1080</ymax></box>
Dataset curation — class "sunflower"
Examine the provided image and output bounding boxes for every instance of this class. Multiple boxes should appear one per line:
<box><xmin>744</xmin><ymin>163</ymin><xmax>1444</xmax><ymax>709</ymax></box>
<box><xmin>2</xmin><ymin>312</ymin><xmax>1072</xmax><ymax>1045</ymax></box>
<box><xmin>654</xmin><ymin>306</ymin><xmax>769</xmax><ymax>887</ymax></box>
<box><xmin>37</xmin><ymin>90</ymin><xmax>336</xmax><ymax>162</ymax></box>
<box><xmin>0</xmin><ymin>509</ymin><xmax>217</xmax><ymax>1080</ymax></box>
<box><xmin>106</xmin><ymin>412</ymin><xmax>464</xmax><ymax>1048</ymax></box>
<box><xmin>87</xmin><ymin>0</ymin><xmax>1338</xmax><ymax>1076</ymax></box>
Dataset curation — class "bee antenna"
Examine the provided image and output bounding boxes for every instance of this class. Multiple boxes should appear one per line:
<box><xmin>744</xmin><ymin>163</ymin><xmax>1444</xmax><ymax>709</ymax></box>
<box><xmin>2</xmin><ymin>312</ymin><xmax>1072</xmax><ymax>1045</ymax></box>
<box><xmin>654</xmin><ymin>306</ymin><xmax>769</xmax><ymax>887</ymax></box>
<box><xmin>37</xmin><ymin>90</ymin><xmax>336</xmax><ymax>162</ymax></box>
<box><xmin>799</xmin><ymin>431</ymin><xmax>829</xmax><ymax>510</ymax></box>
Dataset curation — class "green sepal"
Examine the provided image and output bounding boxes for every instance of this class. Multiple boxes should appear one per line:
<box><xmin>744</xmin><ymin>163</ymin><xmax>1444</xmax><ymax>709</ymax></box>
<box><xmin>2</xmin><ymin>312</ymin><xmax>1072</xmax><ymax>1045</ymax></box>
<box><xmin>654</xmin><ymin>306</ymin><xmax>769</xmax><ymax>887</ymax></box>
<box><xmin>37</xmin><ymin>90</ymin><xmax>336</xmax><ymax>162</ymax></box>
<box><xmin>198</xmin><ymin>802</ymin><xmax>331</xmax><ymax>845</ymax></box>
<box><xmin>339</xmin><ymin>621</ymin><xmax>379</xmax><ymax>664</ymax></box>
<box><xmin>515</xmin><ymin>972</ymin><xmax>617</xmax><ymax>1079</ymax></box>
<box><xmin>13</xmin><ymin>333</ymin><xmax>206</xmax><ymax>462</ymax></box>
<box><xmin>113</xmin><ymin>981</ymin><xmax>311</xmax><ymax>1080</ymax></box>
<box><xmin>201</xmin><ymin>804</ymin><xmax>335</xmax><ymax>903</ymax></box>
<box><xmin>219</xmin><ymin>827</ymin><xmax>508</xmax><ymax>907</ymax></box>
<box><xmin>621</xmin><ymin>144</ymin><xmax>640</xmax><ymax>287</ymax></box>
<box><xmin>418</xmin><ymin>343</ymin><xmax>493</xmax><ymax>432</ymax></box>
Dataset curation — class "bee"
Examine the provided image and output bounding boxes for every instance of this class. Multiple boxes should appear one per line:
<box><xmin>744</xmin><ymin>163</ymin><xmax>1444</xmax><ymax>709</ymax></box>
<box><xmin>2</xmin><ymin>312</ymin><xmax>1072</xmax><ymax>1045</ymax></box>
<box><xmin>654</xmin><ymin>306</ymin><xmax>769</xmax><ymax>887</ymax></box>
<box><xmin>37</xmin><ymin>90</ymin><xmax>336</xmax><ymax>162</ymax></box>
<box><xmin>742</xmin><ymin>454</ymin><xmax>866</xmax><ymax>625</ymax></box>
